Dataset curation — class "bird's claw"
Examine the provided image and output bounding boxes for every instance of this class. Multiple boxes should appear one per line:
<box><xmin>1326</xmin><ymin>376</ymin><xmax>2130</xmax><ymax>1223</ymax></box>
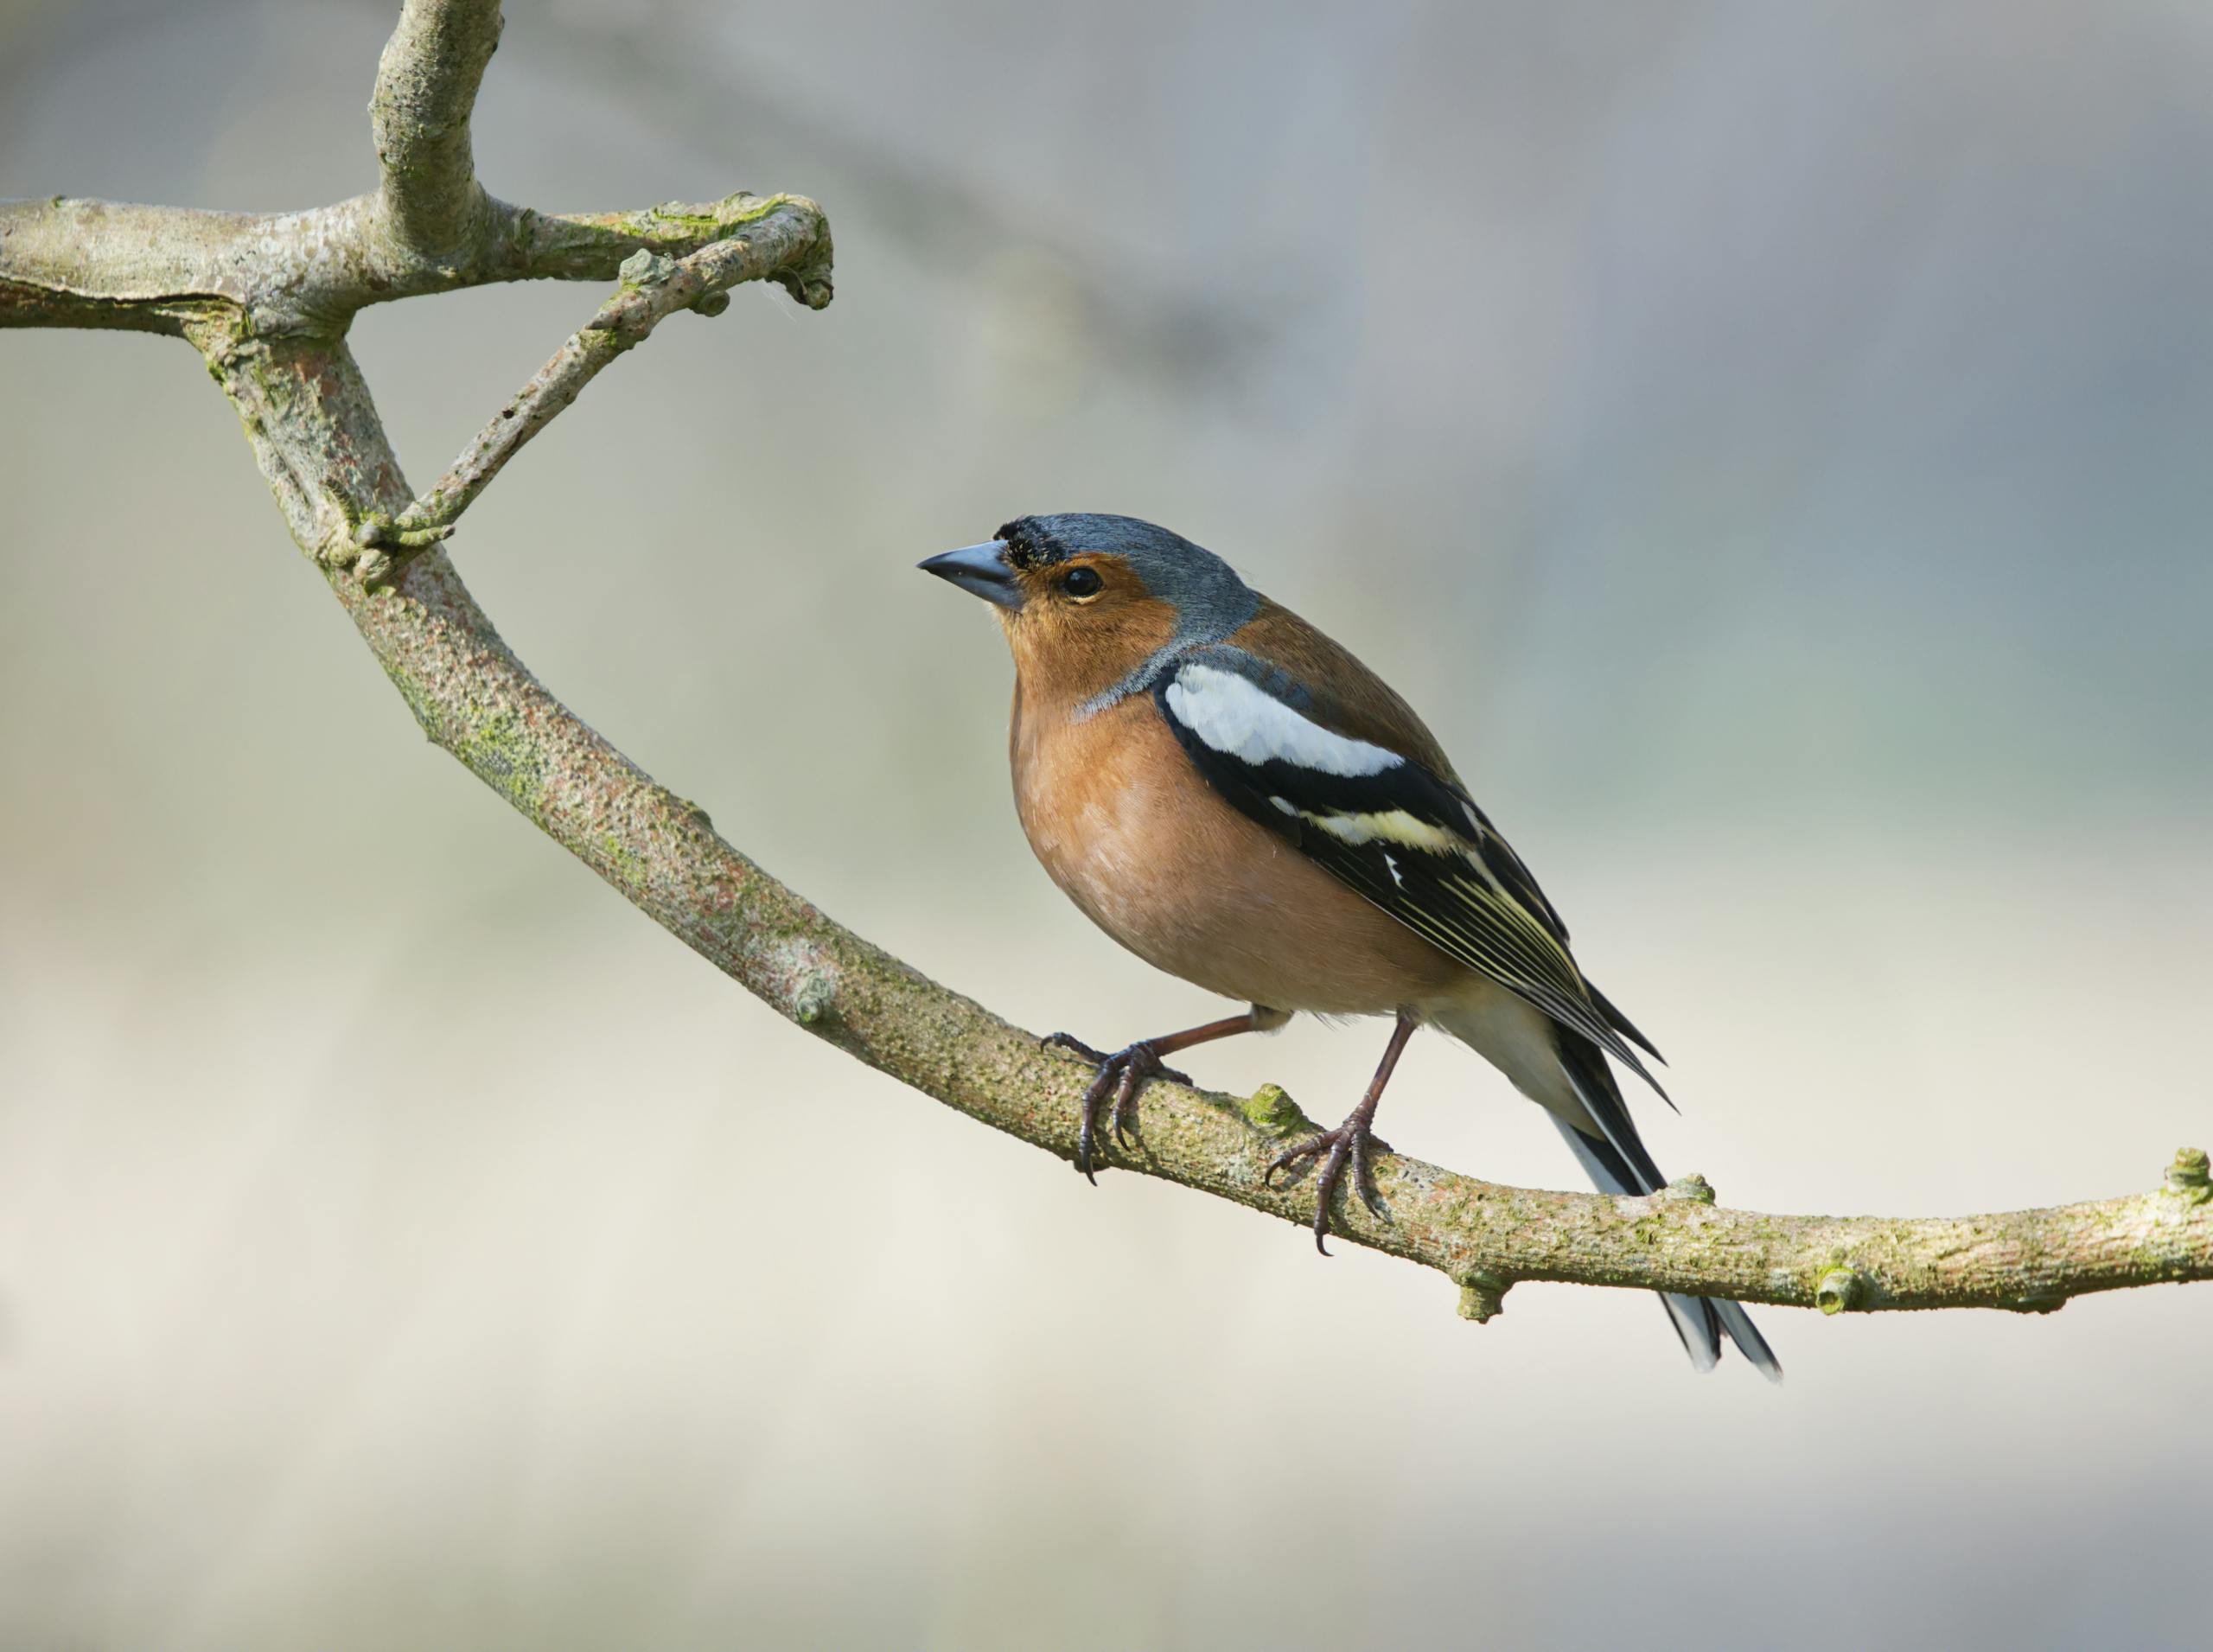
<box><xmin>1263</xmin><ymin>1115</ymin><xmax>1393</xmax><ymax>1253</ymax></box>
<box><xmin>1043</xmin><ymin>1034</ymin><xmax>1191</xmax><ymax>1182</ymax></box>
<box><xmin>1041</xmin><ymin>1031</ymin><xmax>1110</xmax><ymax>1066</ymax></box>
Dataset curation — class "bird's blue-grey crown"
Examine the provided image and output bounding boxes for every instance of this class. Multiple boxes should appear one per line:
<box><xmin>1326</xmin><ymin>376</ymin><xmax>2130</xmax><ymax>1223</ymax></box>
<box><xmin>998</xmin><ymin>513</ymin><xmax>1259</xmax><ymax>639</ymax></box>
<box><xmin>998</xmin><ymin>513</ymin><xmax>1262</xmax><ymax>718</ymax></box>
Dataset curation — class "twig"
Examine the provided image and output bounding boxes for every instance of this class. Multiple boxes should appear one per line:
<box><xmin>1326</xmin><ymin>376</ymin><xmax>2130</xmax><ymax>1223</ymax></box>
<box><xmin>349</xmin><ymin>196</ymin><xmax>832</xmax><ymax>577</ymax></box>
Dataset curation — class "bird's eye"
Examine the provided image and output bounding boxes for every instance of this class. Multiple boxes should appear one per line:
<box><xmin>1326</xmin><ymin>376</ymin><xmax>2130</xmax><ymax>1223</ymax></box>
<box><xmin>1060</xmin><ymin>566</ymin><xmax>1103</xmax><ymax>598</ymax></box>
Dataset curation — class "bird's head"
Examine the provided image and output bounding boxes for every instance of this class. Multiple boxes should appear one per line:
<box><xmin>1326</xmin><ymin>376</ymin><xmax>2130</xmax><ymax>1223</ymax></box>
<box><xmin>918</xmin><ymin>513</ymin><xmax>1258</xmax><ymax>704</ymax></box>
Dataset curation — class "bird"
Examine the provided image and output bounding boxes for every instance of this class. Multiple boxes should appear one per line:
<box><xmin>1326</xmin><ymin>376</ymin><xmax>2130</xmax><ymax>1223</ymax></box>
<box><xmin>919</xmin><ymin>512</ymin><xmax>1779</xmax><ymax>1379</ymax></box>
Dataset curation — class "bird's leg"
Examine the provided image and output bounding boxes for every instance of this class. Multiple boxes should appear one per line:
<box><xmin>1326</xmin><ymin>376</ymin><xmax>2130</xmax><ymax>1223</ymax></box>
<box><xmin>1264</xmin><ymin>1011</ymin><xmax>1419</xmax><ymax>1253</ymax></box>
<box><xmin>1043</xmin><ymin>1008</ymin><xmax>1284</xmax><ymax>1182</ymax></box>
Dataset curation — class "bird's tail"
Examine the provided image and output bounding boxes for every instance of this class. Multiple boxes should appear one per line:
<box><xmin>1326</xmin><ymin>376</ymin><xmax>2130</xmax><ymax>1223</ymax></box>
<box><xmin>1550</xmin><ymin>1030</ymin><xmax>1782</xmax><ymax>1381</ymax></box>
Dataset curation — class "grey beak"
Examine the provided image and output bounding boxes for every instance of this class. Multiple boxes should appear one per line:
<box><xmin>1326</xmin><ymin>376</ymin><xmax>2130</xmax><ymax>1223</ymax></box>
<box><xmin>918</xmin><ymin>539</ymin><xmax>1023</xmax><ymax>609</ymax></box>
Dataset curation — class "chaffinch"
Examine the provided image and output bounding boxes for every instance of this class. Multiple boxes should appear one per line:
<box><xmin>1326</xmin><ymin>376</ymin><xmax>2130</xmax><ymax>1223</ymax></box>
<box><xmin>921</xmin><ymin>512</ymin><xmax>1779</xmax><ymax>1379</ymax></box>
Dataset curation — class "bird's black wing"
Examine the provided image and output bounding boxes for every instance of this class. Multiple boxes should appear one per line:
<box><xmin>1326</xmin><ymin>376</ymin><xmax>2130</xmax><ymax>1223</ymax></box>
<box><xmin>1153</xmin><ymin>651</ymin><xmax>1665</xmax><ymax>1091</ymax></box>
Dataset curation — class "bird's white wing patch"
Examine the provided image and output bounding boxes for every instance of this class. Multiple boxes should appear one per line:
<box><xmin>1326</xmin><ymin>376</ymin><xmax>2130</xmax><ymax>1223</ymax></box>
<box><xmin>1164</xmin><ymin>663</ymin><xmax>1403</xmax><ymax>778</ymax></box>
<box><xmin>1158</xmin><ymin>654</ymin><xmax>1664</xmax><ymax>1092</ymax></box>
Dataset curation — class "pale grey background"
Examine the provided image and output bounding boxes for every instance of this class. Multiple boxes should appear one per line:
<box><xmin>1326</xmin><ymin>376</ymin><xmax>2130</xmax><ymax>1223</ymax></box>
<box><xmin>3</xmin><ymin>1</ymin><xmax>2210</xmax><ymax>1647</ymax></box>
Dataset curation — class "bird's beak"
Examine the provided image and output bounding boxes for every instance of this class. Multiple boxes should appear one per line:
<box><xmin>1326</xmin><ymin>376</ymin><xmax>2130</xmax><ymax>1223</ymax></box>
<box><xmin>917</xmin><ymin>539</ymin><xmax>1024</xmax><ymax>609</ymax></box>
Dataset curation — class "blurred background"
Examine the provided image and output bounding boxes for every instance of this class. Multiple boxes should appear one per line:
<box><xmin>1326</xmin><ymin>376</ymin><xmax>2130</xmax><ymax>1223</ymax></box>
<box><xmin>3</xmin><ymin>1</ymin><xmax>2210</xmax><ymax>1646</ymax></box>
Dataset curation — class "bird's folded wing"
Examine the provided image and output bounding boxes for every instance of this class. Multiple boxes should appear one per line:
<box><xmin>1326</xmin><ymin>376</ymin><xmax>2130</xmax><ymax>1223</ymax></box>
<box><xmin>1154</xmin><ymin>650</ymin><xmax>1663</xmax><ymax>1090</ymax></box>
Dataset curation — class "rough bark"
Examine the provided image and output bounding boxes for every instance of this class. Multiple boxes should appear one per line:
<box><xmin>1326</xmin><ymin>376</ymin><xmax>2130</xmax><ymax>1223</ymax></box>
<box><xmin>3</xmin><ymin>0</ymin><xmax>2207</xmax><ymax>1336</ymax></box>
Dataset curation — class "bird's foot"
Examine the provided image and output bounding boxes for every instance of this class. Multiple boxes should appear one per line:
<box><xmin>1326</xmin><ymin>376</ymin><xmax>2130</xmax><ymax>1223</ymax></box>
<box><xmin>1042</xmin><ymin>1033</ymin><xmax>1192</xmax><ymax>1182</ymax></box>
<box><xmin>1262</xmin><ymin>1112</ymin><xmax>1393</xmax><ymax>1254</ymax></box>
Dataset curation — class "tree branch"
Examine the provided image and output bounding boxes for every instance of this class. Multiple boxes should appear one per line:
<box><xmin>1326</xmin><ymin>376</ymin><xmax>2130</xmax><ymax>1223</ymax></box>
<box><xmin>370</xmin><ymin>0</ymin><xmax>504</xmax><ymax>261</ymax></box>
<box><xmin>6</xmin><ymin>2</ymin><xmax>2210</xmax><ymax>1340</ymax></box>
<box><xmin>0</xmin><ymin>196</ymin><xmax>266</xmax><ymax>333</ymax></box>
<box><xmin>163</xmin><ymin>320</ymin><xmax>2213</xmax><ymax>1324</ymax></box>
<box><xmin>0</xmin><ymin>189</ymin><xmax>827</xmax><ymax>337</ymax></box>
<box><xmin>507</xmin><ymin>196</ymin><xmax>839</xmax><ymax>284</ymax></box>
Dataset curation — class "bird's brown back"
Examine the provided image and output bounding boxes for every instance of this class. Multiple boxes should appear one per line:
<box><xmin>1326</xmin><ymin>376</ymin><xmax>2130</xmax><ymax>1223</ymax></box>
<box><xmin>1228</xmin><ymin>598</ymin><xmax>1461</xmax><ymax>781</ymax></box>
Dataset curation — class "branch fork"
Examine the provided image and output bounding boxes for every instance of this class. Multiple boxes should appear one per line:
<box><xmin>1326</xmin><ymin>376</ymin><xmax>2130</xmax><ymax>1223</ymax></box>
<box><xmin>348</xmin><ymin>194</ymin><xmax>831</xmax><ymax>580</ymax></box>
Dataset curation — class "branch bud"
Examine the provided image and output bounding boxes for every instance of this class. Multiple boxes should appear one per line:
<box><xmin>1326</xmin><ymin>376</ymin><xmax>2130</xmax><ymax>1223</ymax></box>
<box><xmin>1456</xmin><ymin>1270</ymin><xmax>1510</xmax><ymax>1323</ymax></box>
<box><xmin>618</xmin><ymin>248</ymin><xmax>679</xmax><ymax>289</ymax></box>
<box><xmin>1816</xmin><ymin>1266</ymin><xmax>1867</xmax><ymax>1315</ymax></box>
<box><xmin>1242</xmin><ymin>1083</ymin><xmax>1310</xmax><ymax>1138</ymax></box>
<box><xmin>2166</xmin><ymin>1146</ymin><xmax>2211</xmax><ymax>1205</ymax></box>
<box><xmin>793</xmin><ymin>971</ymin><xmax>838</xmax><ymax>1026</ymax></box>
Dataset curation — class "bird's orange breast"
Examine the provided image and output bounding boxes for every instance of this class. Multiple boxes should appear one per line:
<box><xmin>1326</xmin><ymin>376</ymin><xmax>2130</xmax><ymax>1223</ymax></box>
<box><xmin>1010</xmin><ymin>685</ymin><xmax>1463</xmax><ymax>1015</ymax></box>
